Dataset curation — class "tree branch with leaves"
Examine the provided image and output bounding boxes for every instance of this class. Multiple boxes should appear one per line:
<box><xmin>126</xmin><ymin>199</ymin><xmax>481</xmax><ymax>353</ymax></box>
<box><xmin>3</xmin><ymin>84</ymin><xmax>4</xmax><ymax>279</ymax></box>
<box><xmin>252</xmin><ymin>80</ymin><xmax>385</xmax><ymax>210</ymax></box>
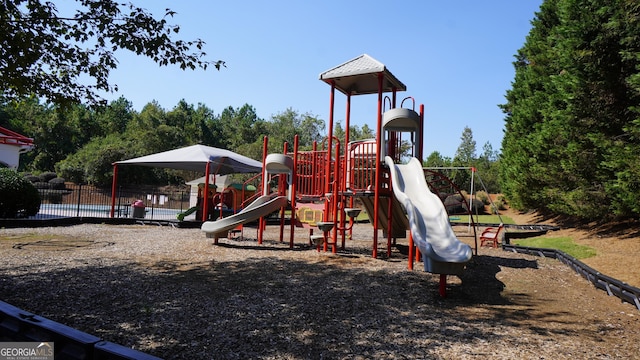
<box><xmin>0</xmin><ymin>0</ymin><xmax>224</xmax><ymax>106</ymax></box>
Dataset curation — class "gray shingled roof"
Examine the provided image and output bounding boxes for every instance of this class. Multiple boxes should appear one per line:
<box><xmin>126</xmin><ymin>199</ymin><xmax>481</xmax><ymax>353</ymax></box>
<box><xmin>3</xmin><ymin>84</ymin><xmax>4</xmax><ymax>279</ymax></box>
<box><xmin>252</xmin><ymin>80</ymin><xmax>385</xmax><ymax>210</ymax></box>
<box><xmin>319</xmin><ymin>54</ymin><xmax>406</xmax><ymax>95</ymax></box>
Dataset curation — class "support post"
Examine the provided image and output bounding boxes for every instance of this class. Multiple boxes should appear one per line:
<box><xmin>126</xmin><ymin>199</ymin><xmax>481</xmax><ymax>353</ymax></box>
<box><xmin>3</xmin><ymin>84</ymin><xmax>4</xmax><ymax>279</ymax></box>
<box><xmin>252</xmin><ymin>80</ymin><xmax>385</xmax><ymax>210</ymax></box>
<box><xmin>202</xmin><ymin>162</ymin><xmax>211</xmax><ymax>222</ymax></box>
<box><xmin>109</xmin><ymin>164</ymin><xmax>118</xmax><ymax>218</ymax></box>
<box><xmin>289</xmin><ymin>135</ymin><xmax>299</xmax><ymax>249</ymax></box>
<box><xmin>439</xmin><ymin>274</ymin><xmax>447</xmax><ymax>298</ymax></box>
<box><xmin>408</xmin><ymin>232</ymin><xmax>414</xmax><ymax>270</ymax></box>
<box><xmin>258</xmin><ymin>136</ymin><xmax>268</xmax><ymax>245</ymax></box>
<box><xmin>372</xmin><ymin>72</ymin><xmax>384</xmax><ymax>259</ymax></box>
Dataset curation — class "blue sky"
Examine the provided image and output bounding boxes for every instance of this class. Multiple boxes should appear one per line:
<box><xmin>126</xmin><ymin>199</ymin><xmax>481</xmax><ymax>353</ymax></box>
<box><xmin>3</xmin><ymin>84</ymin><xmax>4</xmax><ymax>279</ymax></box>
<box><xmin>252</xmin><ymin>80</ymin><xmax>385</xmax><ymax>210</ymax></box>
<box><xmin>96</xmin><ymin>1</ymin><xmax>542</xmax><ymax>158</ymax></box>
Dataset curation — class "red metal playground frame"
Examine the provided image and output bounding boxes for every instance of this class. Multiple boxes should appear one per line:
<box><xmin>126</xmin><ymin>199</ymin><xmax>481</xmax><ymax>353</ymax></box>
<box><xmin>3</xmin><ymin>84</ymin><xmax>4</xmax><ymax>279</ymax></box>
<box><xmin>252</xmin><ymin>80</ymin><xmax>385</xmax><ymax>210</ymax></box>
<box><xmin>109</xmin><ymin>55</ymin><xmax>478</xmax><ymax>295</ymax></box>
<box><xmin>204</xmin><ymin>55</ymin><xmax>477</xmax><ymax>269</ymax></box>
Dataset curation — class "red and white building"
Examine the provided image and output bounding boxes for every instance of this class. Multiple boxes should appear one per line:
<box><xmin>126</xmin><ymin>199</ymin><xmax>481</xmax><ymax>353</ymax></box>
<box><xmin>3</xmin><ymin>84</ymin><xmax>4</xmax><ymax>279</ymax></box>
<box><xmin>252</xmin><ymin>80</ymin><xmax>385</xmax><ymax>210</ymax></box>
<box><xmin>0</xmin><ymin>126</ymin><xmax>34</xmax><ymax>169</ymax></box>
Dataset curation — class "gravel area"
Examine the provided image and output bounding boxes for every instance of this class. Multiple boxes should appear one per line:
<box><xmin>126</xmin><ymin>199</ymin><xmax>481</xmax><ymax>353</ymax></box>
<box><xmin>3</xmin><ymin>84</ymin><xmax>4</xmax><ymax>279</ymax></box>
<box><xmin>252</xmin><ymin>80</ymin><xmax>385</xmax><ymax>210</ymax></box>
<box><xmin>1</xmin><ymin>223</ymin><xmax>639</xmax><ymax>359</ymax></box>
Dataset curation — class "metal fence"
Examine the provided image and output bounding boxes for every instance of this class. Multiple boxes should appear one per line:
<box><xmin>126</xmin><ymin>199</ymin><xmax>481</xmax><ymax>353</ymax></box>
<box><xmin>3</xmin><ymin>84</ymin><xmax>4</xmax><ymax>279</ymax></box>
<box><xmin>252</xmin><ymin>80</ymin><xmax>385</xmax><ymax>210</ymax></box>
<box><xmin>32</xmin><ymin>184</ymin><xmax>195</xmax><ymax>221</ymax></box>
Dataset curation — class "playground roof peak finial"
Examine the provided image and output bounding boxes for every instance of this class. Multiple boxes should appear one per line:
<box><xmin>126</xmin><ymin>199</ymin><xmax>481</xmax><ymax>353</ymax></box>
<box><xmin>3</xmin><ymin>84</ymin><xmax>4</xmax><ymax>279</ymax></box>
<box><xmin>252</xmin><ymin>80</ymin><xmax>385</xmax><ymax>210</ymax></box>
<box><xmin>319</xmin><ymin>54</ymin><xmax>406</xmax><ymax>96</ymax></box>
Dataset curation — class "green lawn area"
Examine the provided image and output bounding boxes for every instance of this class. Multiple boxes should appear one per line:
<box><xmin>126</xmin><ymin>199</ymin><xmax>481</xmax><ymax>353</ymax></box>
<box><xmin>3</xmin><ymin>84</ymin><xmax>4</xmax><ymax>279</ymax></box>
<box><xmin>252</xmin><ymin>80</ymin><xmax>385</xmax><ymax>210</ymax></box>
<box><xmin>449</xmin><ymin>215</ymin><xmax>596</xmax><ymax>260</ymax></box>
<box><xmin>449</xmin><ymin>215</ymin><xmax>515</xmax><ymax>225</ymax></box>
<box><xmin>356</xmin><ymin>213</ymin><xmax>512</xmax><ymax>224</ymax></box>
<box><xmin>512</xmin><ymin>236</ymin><xmax>596</xmax><ymax>259</ymax></box>
<box><xmin>297</xmin><ymin>209</ymin><xmax>597</xmax><ymax>260</ymax></box>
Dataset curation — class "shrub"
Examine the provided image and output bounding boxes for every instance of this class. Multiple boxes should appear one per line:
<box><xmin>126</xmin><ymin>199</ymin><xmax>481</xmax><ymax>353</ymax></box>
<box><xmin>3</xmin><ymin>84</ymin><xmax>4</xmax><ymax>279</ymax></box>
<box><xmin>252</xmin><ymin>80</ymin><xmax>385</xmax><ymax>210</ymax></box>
<box><xmin>445</xmin><ymin>194</ymin><xmax>469</xmax><ymax>214</ymax></box>
<box><xmin>490</xmin><ymin>199</ymin><xmax>507</xmax><ymax>214</ymax></box>
<box><xmin>470</xmin><ymin>198</ymin><xmax>486</xmax><ymax>214</ymax></box>
<box><xmin>445</xmin><ymin>193</ymin><xmax>486</xmax><ymax>214</ymax></box>
<box><xmin>475</xmin><ymin>191</ymin><xmax>490</xmax><ymax>204</ymax></box>
<box><xmin>444</xmin><ymin>194</ymin><xmax>464</xmax><ymax>214</ymax></box>
<box><xmin>48</xmin><ymin>177</ymin><xmax>67</xmax><ymax>190</ymax></box>
<box><xmin>39</xmin><ymin>172</ymin><xmax>58</xmax><ymax>183</ymax></box>
<box><xmin>32</xmin><ymin>181</ymin><xmax>50</xmax><ymax>189</ymax></box>
<box><xmin>0</xmin><ymin>168</ymin><xmax>41</xmax><ymax>218</ymax></box>
<box><xmin>55</xmin><ymin>163</ymin><xmax>85</xmax><ymax>184</ymax></box>
<box><xmin>24</xmin><ymin>175</ymin><xmax>40</xmax><ymax>183</ymax></box>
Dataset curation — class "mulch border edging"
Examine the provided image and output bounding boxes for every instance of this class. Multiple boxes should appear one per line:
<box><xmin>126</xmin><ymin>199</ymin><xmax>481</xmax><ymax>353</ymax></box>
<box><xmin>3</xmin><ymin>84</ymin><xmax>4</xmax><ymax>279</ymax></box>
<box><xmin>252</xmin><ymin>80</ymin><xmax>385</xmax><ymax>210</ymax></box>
<box><xmin>502</xmin><ymin>243</ymin><xmax>640</xmax><ymax>311</ymax></box>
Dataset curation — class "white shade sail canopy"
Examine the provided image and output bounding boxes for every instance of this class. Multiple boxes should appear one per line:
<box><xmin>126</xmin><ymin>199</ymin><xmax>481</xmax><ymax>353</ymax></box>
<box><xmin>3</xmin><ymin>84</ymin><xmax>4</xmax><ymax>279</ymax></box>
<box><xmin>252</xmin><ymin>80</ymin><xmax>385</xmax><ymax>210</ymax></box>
<box><xmin>114</xmin><ymin>144</ymin><xmax>263</xmax><ymax>174</ymax></box>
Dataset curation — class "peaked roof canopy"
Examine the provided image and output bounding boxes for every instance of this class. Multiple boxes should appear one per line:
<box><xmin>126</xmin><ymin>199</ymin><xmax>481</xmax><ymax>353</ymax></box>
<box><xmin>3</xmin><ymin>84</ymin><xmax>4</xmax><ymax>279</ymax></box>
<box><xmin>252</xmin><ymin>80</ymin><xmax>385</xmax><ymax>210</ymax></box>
<box><xmin>0</xmin><ymin>126</ymin><xmax>34</xmax><ymax>148</ymax></box>
<box><xmin>114</xmin><ymin>144</ymin><xmax>263</xmax><ymax>174</ymax></box>
<box><xmin>319</xmin><ymin>54</ymin><xmax>406</xmax><ymax>95</ymax></box>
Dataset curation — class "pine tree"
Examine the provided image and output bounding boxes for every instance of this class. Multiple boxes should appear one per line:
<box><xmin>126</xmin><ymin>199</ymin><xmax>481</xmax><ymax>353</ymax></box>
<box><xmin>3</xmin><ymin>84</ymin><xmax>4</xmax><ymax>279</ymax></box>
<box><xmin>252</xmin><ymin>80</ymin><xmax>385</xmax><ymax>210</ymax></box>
<box><xmin>500</xmin><ymin>0</ymin><xmax>640</xmax><ymax>220</ymax></box>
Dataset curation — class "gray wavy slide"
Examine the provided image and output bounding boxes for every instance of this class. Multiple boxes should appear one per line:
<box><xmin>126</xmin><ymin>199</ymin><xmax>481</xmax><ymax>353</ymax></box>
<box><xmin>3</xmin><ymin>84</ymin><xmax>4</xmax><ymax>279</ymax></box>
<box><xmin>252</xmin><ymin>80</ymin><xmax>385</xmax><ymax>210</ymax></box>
<box><xmin>201</xmin><ymin>194</ymin><xmax>288</xmax><ymax>238</ymax></box>
<box><xmin>385</xmin><ymin>156</ymin><xmax>472</xmax><ymax>274</ymax></box>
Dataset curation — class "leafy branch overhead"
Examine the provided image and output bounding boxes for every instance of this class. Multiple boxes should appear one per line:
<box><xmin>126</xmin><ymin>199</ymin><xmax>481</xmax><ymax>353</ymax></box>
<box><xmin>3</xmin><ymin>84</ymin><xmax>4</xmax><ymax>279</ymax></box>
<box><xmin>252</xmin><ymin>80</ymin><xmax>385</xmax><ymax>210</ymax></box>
<box><xmin>0</xmin><ymin>0</ymin><xmax>225</xmax><ymax>105</ymax></box>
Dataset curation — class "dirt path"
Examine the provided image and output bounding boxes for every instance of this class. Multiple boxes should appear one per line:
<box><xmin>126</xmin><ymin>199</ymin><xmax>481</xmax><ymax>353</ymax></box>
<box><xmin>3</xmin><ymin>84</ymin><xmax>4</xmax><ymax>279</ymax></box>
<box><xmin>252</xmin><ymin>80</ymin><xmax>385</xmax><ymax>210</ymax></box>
<box><xmin>504</xmin><ymin>208</ymin><xmax>640</xmax><ymax>287</ymax></box>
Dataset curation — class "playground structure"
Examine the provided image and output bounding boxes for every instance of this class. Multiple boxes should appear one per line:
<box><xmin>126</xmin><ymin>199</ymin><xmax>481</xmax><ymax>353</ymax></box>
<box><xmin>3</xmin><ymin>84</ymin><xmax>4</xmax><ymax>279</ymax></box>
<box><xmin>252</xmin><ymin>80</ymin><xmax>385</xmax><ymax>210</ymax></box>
<box><xmin>201</xmin><ymin>54</ymin><xmax>477</xmax><ymax>296</ymax></box>
<box><xmin>200</xmin><ymin>153</ymin><xmax>292</xmax><ymax>244</ymax></box>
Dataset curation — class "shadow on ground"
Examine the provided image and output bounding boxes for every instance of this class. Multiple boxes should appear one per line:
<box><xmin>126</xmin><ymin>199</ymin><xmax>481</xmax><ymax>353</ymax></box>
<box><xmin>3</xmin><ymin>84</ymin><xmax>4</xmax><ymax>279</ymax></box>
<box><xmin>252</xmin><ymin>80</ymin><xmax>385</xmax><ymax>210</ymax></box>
<box><xmin>0</xmin><ymin>247</ymin><xmax>597</xmax><ymax>359</ymax></box>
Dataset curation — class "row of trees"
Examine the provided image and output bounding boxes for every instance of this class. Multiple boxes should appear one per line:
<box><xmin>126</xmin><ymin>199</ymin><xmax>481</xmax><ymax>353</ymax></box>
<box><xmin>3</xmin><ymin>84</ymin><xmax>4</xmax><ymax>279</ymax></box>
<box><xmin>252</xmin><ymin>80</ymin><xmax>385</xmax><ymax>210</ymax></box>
<box><xmin>0</xmin><ymin>97</ymin><xmax>390</xmax><ymax>186</ymax></box>
<box><xmin>1</xmin><ymin>0</ymin><xmax>500</xmax><ymax>199</ymax></box>
<box><xmin>424</xmin><ymin>127</ymin><xmax>501</xmax><ymax>194</ymax></box>
<box><xmin>500</xmin><ymin>0</ymin><xmax>640</xmax><ymax>220</ymax></box>
<box><xmin>1</xmin><ymin>95</ymin><xmax>499</xmax><ymax>193</ymax></box>
<box><xmin>6</xmin><ymin>0</ymin><xmax>637</xmax><ymax>222</ymax></box>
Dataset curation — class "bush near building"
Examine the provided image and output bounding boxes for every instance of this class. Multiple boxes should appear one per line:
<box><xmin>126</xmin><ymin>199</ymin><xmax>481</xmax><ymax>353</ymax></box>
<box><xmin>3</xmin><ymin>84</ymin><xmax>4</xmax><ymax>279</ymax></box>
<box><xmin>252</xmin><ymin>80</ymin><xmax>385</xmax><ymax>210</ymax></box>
<box><xmin>0</xmin><ymin>168</ymin><xmax>41</xmax><ymax>218</ymax></box>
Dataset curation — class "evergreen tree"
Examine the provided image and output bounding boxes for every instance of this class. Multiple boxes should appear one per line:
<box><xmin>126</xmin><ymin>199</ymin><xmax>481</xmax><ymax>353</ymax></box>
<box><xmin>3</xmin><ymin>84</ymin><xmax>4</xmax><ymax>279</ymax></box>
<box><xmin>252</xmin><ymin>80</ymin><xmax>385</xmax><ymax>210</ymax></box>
<box><xmin>267</xmin><ymin>108</ymin><xmax>324</xmax><ymax>153</ymax></box>
<box><xmin>476</xmin><ymin>142</ymin><xmax>501</xmax><ymax>194</ymax></box>
<box><xmin>95</xmin><ymin>97</ymin><xmax>134</xmax><ymax>135</ymax></box>
<box><xmin>454</xmin><ymin>126</ymin><xmax>477</xmax><ymax>164</ymax></box>
<box><xmin>500</xmin><ymin>0</ymin><xmax>640</xmax><ymax>220</ymax></box>
<box><xmin>423</xmin><ymin>151</ymin><xmax>452</xmax><ymax>168</ymax></box>
<box><xmin>218</xmin><ymin>104</ymin><xmax>265</xmax><ymax>153</ymax></box>
<box><xmin>195</xmin><ymin>104</ymin><xmax>222</xmax><ymax>148</ymax></box>
<box><xmin>451</xmin><ymin>126</ymin><xmax>477</xmax><ymax>190</ymax></box>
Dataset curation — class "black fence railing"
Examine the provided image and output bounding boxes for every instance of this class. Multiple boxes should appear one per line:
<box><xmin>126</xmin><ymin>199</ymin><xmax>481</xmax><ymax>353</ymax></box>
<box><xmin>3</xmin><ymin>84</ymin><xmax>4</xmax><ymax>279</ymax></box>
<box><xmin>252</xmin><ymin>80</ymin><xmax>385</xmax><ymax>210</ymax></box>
<box><xmin>33</xmin><ymin>184</ymin><xmax>195</xmax><ymax>221</ymax></box>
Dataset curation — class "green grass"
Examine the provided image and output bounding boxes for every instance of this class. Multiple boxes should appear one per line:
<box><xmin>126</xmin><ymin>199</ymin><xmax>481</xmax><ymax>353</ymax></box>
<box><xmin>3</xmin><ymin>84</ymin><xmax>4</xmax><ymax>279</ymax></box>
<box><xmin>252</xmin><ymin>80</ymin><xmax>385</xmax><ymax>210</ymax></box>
<box><xmin>512</xmin><ymin>236</ymin><xmax>596</xmax><ymax>259</ymax></box>
<box><xmin>449</xmin><ymin>215</ymin><xmax>516</xmax><ymax>225</ymax></box>
<box><xmin>354</xmin><ymin>210</ymin><xmax>370</xmax><ymax>222</ymax></box>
